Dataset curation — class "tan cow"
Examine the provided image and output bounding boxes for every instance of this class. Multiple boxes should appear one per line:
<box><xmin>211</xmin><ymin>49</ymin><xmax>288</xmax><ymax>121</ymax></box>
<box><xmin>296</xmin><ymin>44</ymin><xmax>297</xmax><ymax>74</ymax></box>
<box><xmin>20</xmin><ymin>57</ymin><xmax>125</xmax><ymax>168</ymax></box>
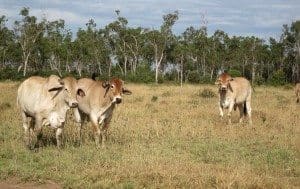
<box><xmin>295</xmin><ymin>83</ymin><xmax>300</xmax><ymax>103</ymax></box>
<box><xmin>74</xmin><ymin>78</ymin><xmax>132</xmax><ymax>148</ymax></box>
<box><xmin>215</xmin><ymin>73</ymin><xmax>252</xmax><ymax>125</ymax></box>
<box><xmin>17</xmin><ymin>75</ymin><xmax>81</xmax><ymax>149</ymax></box>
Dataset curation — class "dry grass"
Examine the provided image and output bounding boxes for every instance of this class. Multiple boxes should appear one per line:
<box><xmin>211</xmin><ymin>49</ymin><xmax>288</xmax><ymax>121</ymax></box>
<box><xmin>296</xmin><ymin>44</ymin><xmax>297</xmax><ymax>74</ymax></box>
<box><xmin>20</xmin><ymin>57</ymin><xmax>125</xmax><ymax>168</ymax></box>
<box><xmin>0</xmin><ymin>81</ymin><xmax>299</xmax><ymax>188</ymax></box>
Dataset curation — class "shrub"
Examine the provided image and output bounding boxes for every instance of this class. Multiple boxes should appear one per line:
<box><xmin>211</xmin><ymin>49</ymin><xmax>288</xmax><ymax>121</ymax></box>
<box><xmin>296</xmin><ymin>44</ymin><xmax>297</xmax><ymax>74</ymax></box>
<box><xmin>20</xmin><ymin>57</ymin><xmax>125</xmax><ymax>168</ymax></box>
<box><xmin>151</xmin><ymin>96</ymin><xmax>158</xmax><ymax>102</ymax></box>
<box><xmin>126</xmin><ymin>63</ymin><xmax>155</xmax><ymax>83</ymax></box>
<box><xmin>187</xmin><ymin>71</ymin><xmax>200</xmax><ymax>83</ymax></box>
<box><xmin>199</xmin><ymin>76</ymin><xmax>212</xmax><ymax>84</ymax></box>
<box><xmin>0</xmin><ymin>67</ymin><xmax>23</xmax><ymax>80</ymax></box>
<box><xmin>228</xmin><ymin>69</ymin><xmax>242</xmax><ymax>77</ymax></box>
<box><xmin>268</xmin><ymin>70</ymin><xmax>286</xmax><ymax>86</ymax></box>
<box><xmin>255</xmin><ymin>75</ymin><xmax>265</xmax><ymax>86</ymax></box>
<box><xmin>199</xmin><ymin>88</ymin><xmax>216</xmax><ymax>98</ymax></box>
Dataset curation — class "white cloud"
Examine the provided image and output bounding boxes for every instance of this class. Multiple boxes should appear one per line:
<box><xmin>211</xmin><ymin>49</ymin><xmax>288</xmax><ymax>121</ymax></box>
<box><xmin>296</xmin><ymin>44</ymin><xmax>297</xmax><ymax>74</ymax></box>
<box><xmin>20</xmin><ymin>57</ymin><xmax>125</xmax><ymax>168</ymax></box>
<box><xmin>0</xmin><ymin>0</ymin><xmax>299</xmax><ymax>39</ymax></box>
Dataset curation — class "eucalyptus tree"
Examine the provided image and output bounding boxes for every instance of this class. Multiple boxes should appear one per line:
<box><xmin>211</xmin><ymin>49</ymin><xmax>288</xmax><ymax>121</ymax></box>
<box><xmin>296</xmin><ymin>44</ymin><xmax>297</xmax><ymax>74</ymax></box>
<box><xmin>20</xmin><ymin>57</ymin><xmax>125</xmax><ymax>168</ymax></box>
<box><xmin>281</xmin><ymin>21</ymin><xmax>300</xmax><ymax>82</ymax></box>
<box><xmin>14</xmin><ymin>7</ymin><xmax>46</xmax><ymax>76</ymax></box>
<box><xmin>145</xmin><ymin>11</ymin><xmax>179</xmax><ymax>83</ymax></box>
<box><xmin>182</xmin><ymin>26</ymin><xmax>208</xmax><ymax>77</ymax></box>
<box><xmin>44</xmin><ymin>19</ymin><xmax>71</xmax><ymax>76</ymax></box>
<box><xmin>209</xmin><ymin>30</ymin><xmax>228</xmax><ymax>73</ymax></box>
<box><xmin>124</xmin><ymin>27</ymin><xmax>145</xmax><ymax>75</ymax></box>
<box><xmin>84</xmin><ymin>19</ymin><xmax>108</xmax><ymax>75</ymax></box>
<box><xmin>105</xmin><ymin>10</ymin><xmax>130</xmax><ymax>76</ymax></box>
<box><xmin>0</xmin><ymin>15</ymin><xmax>16</xmax><ymax>68</ymax></box>
<box><xmin>172</xmin><ymin>36</ymin><xmax>189</xmax><ymax>86</ymax></box>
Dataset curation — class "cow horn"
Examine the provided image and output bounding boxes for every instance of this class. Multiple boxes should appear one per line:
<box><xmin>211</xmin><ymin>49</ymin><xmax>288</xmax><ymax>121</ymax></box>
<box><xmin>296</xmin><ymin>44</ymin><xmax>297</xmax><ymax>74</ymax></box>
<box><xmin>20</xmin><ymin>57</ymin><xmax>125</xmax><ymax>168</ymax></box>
<box><xmin>92</xmin><ymin>73</ymin><xmax>97</xmax><ymax>81</ymax></box>
<box><xmin>58</xmin><ymin>79</ymin><xmax>64</xmax><ymax>85</ymax></box>
<box><xmin>102</xmin><ymin>81</ymin><xmax>110</xmax><ymax>88</ymax></box>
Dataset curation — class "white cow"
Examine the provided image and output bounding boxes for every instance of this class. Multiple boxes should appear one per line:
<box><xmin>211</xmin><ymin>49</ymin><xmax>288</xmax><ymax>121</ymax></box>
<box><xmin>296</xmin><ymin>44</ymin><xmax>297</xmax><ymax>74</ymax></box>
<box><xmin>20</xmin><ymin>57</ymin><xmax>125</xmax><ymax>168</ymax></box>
<box><xmin>17</xmin><ymin>75</ymin><xmax>80</xmax><ymax>149</ymax></box>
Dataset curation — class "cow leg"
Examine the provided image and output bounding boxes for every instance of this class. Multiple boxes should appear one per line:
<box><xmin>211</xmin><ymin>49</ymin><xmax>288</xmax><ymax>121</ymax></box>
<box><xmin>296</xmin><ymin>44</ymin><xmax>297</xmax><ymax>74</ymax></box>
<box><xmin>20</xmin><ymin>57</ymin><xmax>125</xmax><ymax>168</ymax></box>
<box><xmin>56</xmin><ymin>126</ymin><xmax>64</xmax><ymax>149</ymax></box>
<box><xmin>101</xmin><ymin>116</ymin><xmax>112</xmax><ymax>148</ymax></box>
<box><xmin>246</xmin><ymin>100</ymin><xmax>252</xmax><ymax>125</ymax></box>
<box><xmin>90</xmin><ymin>114</ymin><xmax>100</xmax><ymax>148</ymax></box>
<box><xmin>74</xmin><ymin>108</ymin><xmax>86</xmax><ymax>145</ymax></box>
<box><xmin>21</xmin><ymin>111</ymin><xmax>31</xmax><ymax>148</ymax></box>
<box><xmin>227</xmin><ymin>103</ymin><xmax>234</xmax><ymax>124</ymax></box>
<box><xmin>219</xmin><ymin>103</ymin><xmax>224</xmax><ymax>118</ymax></box>
<box><xmin>238</xmin><ymin>104</ymin><xmax>244</xmax><ymax>123</ymax></box>
<box><xmin>33</xmin><ymin>116</ymin><xmax>43</xmax><ymax>149</ymax></box>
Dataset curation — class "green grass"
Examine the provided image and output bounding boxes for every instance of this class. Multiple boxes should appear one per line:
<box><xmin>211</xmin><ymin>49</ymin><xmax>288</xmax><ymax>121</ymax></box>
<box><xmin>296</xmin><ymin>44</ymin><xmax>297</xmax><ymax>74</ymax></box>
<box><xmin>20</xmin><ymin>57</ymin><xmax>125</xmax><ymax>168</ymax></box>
<box><xmin>0</xmin><ymin>82</ymin><xmax>299</xmax><ymax>188</ymax></box>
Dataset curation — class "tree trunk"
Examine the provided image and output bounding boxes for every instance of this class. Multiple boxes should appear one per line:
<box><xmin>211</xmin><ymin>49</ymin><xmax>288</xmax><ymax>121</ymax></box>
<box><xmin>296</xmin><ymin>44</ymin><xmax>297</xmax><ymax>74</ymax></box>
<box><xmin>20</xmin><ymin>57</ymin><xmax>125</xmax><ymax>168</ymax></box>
<box><xmin>117</xmin><ymin>62</ymin><xmax>124</xmax><ymax>76</ymax></box>
<box><xmin>155</xmin><ymin>60</ymin><xmax>159</xmax><ymax>84</ymax></box>
<box><xmin>124</xmin><ymin>56</ymin><xmax>127</xmax><ymax>77</ymax></box>
<box><xmin>252</xmin><ymin>62</ymin><xmax>256</xmax><ymax>85</ymax></box>
<box><xmin>210</xmin><ymin>68</ymin><xmax>214</xmax><ymax>81</ymax></box>
<box><xmin>108</xmin><ymin>60</ymin><xmax>111</xmax><ymax>78</ymax></box>
<box><xmin>23</xmin><ymin>52</ymin><xmax>31</xmax><ymax>77</ymax></box>
<box><xmin>180</xmin><ymin>55</ymin><xmax>183</xmax><ymax>88</ymax></box>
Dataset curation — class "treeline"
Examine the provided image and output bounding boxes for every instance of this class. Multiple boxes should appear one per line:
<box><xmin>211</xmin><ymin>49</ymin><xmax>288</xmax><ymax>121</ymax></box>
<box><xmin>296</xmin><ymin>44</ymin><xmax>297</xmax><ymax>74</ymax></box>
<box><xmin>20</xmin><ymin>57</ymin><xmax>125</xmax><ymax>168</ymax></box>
<box><xmin>0</xmin><ymin>7</ymin><xmax>299</xmax><ymax>85</ymax></box>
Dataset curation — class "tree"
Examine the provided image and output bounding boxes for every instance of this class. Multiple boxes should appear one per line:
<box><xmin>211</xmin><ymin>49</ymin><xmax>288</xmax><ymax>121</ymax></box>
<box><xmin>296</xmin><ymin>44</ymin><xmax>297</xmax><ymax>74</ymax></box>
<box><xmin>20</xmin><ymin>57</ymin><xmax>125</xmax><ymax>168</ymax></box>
<box><xmin>0</xmin><ymin>15</ymin><xmax>15</xmax><ymax>68</ymax></box>
<box><xmin>145</xmin><ymin>11</ymin><xmax>179</xmax><ymax>83</ymax></box>
<box><xmin>14</xmin><ymin>7</ymin><xmax>46</xmax><ymax>76</ymax></box>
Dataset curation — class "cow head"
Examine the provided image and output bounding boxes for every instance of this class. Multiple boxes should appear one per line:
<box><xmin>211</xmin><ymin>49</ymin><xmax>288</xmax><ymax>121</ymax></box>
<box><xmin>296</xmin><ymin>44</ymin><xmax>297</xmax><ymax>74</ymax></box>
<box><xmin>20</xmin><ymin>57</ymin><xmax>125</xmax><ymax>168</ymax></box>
<box><xmin>47</xmin><ymin>75</ymin><xmax>80</xmax><ymax>108</ymax></box>
<box><xmin>215</xmin><ymin>73</ymin><xmax>234</xmax><ymax>92</ymax></box>
<box><xmin>102</xmin><ymin>78</ymin><xmax>132</xmax><ymax>104</ymax></box>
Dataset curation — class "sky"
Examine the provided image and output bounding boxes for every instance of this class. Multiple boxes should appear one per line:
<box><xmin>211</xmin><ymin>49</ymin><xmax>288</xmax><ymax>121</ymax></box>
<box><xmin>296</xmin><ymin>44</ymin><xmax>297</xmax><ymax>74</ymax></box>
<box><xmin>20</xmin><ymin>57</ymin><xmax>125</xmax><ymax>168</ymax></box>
<box><xmin>1</xmin><ymin>0</ymin><xmax>299</xmax><ymax>40</ymax></box>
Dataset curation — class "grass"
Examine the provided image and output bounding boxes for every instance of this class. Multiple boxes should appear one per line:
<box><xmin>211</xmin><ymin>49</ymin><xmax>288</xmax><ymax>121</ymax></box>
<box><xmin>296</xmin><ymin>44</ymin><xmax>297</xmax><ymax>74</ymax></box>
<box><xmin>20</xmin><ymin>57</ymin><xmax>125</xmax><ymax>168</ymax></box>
<box><xmin>0</xmin><ymin>82</ymin><xmax>299</xmax><ymax>188</ymax></box>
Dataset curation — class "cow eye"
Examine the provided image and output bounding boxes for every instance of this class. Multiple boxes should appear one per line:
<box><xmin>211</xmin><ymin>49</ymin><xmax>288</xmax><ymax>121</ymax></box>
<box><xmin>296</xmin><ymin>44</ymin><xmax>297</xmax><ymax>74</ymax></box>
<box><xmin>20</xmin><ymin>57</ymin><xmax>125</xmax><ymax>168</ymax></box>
<box><xmin>110</xmin><ymin>85</ymin><xmax>114</xmax><ymax>89</ymax></box>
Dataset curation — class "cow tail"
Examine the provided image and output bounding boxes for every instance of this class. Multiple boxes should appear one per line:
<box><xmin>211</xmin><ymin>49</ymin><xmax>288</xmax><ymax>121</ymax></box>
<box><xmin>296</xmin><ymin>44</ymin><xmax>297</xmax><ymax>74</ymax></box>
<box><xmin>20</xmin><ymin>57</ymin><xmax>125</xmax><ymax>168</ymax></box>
<box><xmin>243</xmin><ymin>101</ymin><xmax>247</xmax><ymax>116</ymax></box>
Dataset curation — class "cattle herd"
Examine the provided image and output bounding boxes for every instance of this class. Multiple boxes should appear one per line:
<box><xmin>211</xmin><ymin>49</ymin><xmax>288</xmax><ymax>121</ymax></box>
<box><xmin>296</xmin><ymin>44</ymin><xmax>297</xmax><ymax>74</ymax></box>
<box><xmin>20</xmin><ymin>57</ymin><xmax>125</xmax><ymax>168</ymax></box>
<box><xmin>16</xmin><ymin>73</ymin><xmax>300</xmax><ymax>150</ymax></box>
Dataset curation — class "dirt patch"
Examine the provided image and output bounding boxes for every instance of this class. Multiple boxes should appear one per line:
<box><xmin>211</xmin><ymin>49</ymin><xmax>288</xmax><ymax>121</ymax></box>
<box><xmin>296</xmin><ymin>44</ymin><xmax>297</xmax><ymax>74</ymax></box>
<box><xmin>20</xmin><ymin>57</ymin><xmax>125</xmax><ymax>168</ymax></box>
<box><xmin>0</xmin><ymin>178</ymin><xmax>61</xmax><ymax>189</ymax></box>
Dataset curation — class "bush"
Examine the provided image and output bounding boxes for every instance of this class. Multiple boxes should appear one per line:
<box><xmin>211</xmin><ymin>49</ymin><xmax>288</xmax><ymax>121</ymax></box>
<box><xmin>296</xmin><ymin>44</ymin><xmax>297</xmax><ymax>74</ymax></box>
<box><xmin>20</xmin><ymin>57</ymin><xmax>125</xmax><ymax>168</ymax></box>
<box><xmin>0</xmin><ymin>67</ymin><xmax>23</xmax><ymax>80</ymax></box>
<box><xmin>199</xmin><ymin>75</ymin><xmax>212</xmax><ymax>84</ymax></box>
<box><xmin>199</xmin><ymin>88</ymin><xmax>216</xmax><ymax>98</ymax></box>
<box><xmin>228</xmin><ymin>69</ymin><xmax>242</xmax><ymax>77</ymax></box>
<box><xmin>126</xmin><ymin>63</ymin><xmax>155</xmax><ymax>83</ymax></box>
<box><xmin>268</xmin><ymin>70</ymin><xmax>286</xmax><ymax>86</ymax></box>
<box><xmin>187</xmin><ymin>71</ymin><xmax>200</xmax><ymax>83</ymax></box>
<box><xmin>254</xmin><ymin>75</ymin><xmax>265</xmax><ymax>86</ymax></box>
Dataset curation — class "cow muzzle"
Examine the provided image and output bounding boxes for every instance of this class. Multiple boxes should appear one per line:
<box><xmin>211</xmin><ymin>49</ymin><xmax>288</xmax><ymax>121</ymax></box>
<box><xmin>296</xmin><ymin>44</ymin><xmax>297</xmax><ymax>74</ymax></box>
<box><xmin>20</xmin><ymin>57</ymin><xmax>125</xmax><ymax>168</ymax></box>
<box><xmin>115</xmin><ymin>97</ymin><xmax>122</xmax><ymax>104</ymax></box>
<box><xmin>69</xmin><ymin>101</ymin><xmax>78</xmax><ymax>108</ymax></box>
<box><xmin>221</xmin><ymin>86</ymin><xmax>227</xmax><ymax>91</ymax></box>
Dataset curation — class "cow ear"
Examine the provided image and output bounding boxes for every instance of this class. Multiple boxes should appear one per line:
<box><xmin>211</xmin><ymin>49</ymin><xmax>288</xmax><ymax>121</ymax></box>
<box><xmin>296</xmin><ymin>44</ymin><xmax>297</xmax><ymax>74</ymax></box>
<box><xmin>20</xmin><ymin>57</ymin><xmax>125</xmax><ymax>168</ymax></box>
<box><xmin>122</xmin><ymin>88</ymin><xmax>132</xmax><ymax>95</ymax></box>
<box><xmin>214</xmin><ymin>79</ymin><xmax>220</xmax><ymax>85</ymax></box>
<box><xmin>48</xmin><ymin>76</ymin><xmax>64</xmax><ymax>91</ymax></box>
<box><xmin>77</xmin><ymin>89</ymin><xmax>85</xmax><ymax>97</ymax></box>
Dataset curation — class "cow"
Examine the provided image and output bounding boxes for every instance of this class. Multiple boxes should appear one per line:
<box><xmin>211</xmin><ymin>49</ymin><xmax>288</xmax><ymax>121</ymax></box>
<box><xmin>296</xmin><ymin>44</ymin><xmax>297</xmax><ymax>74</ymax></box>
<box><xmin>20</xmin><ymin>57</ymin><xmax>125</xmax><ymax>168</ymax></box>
<box><xmin>74</xmin><ymin>77</ymin><xmax>132</xmax><ymax>148</ymax></box>
<box><xmin>215</xmin><ymin>73</ymin><xmax>252</xmax><ymax>125</ymax></box>
<box><xmin>295</xmin><ymin>83</ymin><xmax>300</xmax><ymax>103</ymax></box>
<box><xmin>17</xmin><ymin>75</ymin><xmax>82</xmax><ymax>149</ymax></box>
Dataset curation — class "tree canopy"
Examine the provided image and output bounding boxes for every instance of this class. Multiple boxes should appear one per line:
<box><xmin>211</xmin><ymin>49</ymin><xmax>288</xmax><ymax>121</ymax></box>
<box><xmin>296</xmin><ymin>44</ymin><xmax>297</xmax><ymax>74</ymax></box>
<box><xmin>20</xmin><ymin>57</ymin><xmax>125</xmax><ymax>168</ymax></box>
<box><xmin>0</xmin><ymin>7</ymin><xmax>299</xmax><ymax>85</ymax></box>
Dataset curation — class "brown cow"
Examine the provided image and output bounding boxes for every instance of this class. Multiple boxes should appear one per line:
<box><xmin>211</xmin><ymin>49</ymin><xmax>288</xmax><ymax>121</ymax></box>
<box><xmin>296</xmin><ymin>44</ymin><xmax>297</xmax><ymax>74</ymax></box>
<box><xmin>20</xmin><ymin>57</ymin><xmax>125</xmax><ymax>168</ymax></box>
<box><xmin>215</xmin><ymin>73</ymin><xmax>252</xmax><ymax>125</ymax></box>
<box><xmin>74</xmin><ymin>78</ymin><xmax>132</xmax><ymax>148</ymax></box>
<box><xmin>295</xmin><ymin>83</ymin><xmax>300</xmax><ymax>103</ymax></box>
<box><xmin>17</xmin><ymin>75</ymin><xmax>81</xmax><ymax>149</ymax></box>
